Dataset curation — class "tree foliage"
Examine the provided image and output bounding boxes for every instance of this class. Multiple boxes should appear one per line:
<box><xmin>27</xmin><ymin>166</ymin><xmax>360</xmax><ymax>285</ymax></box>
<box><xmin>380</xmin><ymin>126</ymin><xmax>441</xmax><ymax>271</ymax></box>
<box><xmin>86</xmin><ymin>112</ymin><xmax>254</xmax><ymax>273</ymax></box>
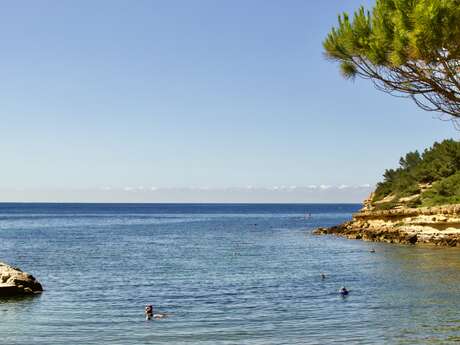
<box><xmin>323</xmin><ymin>0</ymin><xmax>460</xmax><ymax>122</ymax></box>
<box><xmin>372</xmin><ymin>139</ymin><xmax>460</xmax><ymax>208</ymax></box>
<box><xmin>420</xmin><ymin>172</ymin><xmax>460</xmax><ymax>206</ymax></box>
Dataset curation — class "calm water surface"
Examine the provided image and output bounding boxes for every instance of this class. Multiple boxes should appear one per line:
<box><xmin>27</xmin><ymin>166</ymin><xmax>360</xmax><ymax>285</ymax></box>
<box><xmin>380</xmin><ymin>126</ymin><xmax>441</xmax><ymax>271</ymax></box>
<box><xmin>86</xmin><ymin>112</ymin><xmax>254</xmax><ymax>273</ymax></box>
<box><xmin>1</xmin><ymin>203</ymin><xmax>459</xmax><ymax>344</ymax></box>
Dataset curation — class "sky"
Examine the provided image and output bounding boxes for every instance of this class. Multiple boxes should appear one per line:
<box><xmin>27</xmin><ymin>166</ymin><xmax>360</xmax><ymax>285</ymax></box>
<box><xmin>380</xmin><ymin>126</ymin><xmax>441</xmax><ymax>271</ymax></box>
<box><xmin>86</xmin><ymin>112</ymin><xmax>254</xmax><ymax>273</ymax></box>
<box><xmin>0</xmin><ymin>0</ymin><xmax>458</xmax><ymax>203</ymax></box>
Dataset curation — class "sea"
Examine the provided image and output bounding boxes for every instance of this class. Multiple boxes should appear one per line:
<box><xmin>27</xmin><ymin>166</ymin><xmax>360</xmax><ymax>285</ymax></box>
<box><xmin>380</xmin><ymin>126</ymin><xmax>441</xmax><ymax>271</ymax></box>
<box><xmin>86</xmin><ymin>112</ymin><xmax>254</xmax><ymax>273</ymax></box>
<box><xmin>0</xmin><ymin>203</ymin><xmax>459</xmax><ymax>345</ymax></box>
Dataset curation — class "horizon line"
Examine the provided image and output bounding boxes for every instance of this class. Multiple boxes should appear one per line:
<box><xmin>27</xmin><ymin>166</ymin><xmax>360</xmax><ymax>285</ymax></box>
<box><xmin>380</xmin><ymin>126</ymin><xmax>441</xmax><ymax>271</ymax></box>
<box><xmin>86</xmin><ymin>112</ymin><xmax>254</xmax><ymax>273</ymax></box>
<box><xmin>0</xmin><ymin>201</ymin><xmax>364</xmax><ymax>205</ymax></box>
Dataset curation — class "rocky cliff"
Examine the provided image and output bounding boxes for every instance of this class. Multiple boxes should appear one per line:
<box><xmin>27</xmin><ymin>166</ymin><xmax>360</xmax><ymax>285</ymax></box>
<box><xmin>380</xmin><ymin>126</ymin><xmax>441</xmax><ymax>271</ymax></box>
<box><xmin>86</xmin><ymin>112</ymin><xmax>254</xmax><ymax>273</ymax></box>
<box><xmin>313</xmin><ymin>204</ymin><xmax>460</xmax><ymax>246</ymax></box>
<box><xmin>0</xmin><ymin>262</ymin><xmax>43</xmax><ymax>297</ymax></box>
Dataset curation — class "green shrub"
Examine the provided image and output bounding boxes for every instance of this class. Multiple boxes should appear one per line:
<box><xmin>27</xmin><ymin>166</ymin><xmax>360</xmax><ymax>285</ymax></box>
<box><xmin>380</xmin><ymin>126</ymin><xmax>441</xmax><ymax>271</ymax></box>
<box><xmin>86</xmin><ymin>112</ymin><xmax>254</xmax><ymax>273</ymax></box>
<box><xmin>406</xmin><ymin>197</ymin><xmax>422</xmax><ymax>209</ymax></box>
<box><xmin>420</xmin><ymin>172</ymin><xmax>460</xmax><ymax>207</ymax></box>
<box><xmin>371</xmin><ymin>139</ymin><xmax>460</xmax><ymax>208</ymax></box>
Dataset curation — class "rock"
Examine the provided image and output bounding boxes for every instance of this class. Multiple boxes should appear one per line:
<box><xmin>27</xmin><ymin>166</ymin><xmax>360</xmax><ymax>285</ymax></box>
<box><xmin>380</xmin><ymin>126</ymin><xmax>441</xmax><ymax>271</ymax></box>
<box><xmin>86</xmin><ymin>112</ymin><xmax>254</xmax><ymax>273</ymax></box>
<box><xmin>312</xmin><ymin>203</ymin><xmax>460</xmax><ymax>247</ymax></box>
<box><xmin>406</xmin><ymin>234</ymin><xmax>418</xmax><ymax>245</ymax></box>
<box><xmin>312</xmin><ymin>227</ymin><xmax>329</xmax><ymax>235</ymax></box>
<box><xmin>0</xmin><ymin>262</ymin><xmax>43</xmax><ymax>297</ymax></box>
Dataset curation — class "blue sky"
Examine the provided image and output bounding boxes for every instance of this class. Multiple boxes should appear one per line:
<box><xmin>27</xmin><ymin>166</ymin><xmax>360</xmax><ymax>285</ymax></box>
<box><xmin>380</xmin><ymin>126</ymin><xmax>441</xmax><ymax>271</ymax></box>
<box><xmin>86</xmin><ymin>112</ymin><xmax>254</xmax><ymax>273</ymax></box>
<box><xmin>0</xmin><ymin>1</ymin><xmax>457</xmax><ymax>202</ymax></box>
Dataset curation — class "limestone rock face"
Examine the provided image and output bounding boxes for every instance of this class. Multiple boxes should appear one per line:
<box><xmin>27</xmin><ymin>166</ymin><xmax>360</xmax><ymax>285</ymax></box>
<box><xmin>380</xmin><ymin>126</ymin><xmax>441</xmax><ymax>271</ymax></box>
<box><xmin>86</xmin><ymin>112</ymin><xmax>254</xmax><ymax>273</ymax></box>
<box><xmin>0</xmin><ymin>262</ymin><xmax>43</xmax><ymax>297</ymax></box>
<box><xmin>313</xmin><ymin>204</ymin><xmax>460</xmax><ymax>247</ymax></box>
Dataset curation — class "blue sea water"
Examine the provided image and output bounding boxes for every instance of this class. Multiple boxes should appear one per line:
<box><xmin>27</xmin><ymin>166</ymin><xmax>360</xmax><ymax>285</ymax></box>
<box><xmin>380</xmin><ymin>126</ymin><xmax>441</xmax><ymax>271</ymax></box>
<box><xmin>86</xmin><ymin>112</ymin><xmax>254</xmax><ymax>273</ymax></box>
<box><xmin>1</xmin><ymin>203</ymin><xmax>460</xmax><ymax>345</ymax></box>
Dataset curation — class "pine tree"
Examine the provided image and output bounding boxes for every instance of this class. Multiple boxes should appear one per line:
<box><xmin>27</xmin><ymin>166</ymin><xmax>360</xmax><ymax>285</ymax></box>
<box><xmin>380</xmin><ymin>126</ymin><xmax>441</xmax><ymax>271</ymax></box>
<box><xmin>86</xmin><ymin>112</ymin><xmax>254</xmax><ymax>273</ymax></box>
<box><xmin>324</xmin><ymin>0</ymin><xmax>460</xmax><ymax>124</ymax></box>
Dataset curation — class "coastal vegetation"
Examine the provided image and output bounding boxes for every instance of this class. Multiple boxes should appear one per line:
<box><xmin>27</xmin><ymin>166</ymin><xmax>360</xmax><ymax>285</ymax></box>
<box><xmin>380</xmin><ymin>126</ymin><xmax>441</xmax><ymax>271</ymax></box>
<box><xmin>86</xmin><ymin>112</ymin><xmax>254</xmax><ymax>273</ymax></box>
<box><xmin>324</xmin><ymin>0</ymin><xmax>460</xmax><ymax>210</ymax></box>
<box><xmin>371</xmin><ymin>139</ymin><xmax>460</xmax><ymax>209</ymax></box>
<box><xmin>323</xmin><ymin>0</ymin><xmax>460</xmax><ymax>123</ymax></box>
<box><xmin>316</xmin><ymin>0</ymin><xmax>460</xmax><ymax>246</ymax></box>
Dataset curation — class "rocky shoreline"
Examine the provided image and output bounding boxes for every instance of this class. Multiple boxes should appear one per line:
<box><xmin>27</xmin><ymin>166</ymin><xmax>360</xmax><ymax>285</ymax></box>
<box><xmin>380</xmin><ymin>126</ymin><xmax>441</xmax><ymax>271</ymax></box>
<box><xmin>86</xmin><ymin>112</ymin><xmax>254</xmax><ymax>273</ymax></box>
<box><xmin>313</xmin><ymin>204</ymin><xmax>460</xmax><ymax>247</ymax></box>
<box><xmin>0</xmin><ymin>262</ymin><xmax>43</xmax><ymax>297</ymax></box>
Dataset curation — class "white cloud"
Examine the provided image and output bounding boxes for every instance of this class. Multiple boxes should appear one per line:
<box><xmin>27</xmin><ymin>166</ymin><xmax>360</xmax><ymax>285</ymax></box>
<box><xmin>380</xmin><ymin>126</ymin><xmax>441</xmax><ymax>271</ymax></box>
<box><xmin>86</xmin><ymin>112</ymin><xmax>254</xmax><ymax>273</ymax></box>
<box><xmin>0</xmin><ymin>184</ymin><xmax>374</xmax><ymax>203</ymax></box>
<box><xmin>112</xmin><ymin>184</ymin><xmax>373</xmax><ymax>194</ymax></box>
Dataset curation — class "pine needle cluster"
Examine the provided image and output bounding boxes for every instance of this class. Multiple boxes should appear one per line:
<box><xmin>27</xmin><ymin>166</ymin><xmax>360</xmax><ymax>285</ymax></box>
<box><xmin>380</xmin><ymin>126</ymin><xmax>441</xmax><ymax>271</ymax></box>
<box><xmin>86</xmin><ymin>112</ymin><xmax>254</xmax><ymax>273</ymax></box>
<box><xmin>324</xmin><ymin>0</ymin><xmax>460</xmax><ymax>121</ymax></box>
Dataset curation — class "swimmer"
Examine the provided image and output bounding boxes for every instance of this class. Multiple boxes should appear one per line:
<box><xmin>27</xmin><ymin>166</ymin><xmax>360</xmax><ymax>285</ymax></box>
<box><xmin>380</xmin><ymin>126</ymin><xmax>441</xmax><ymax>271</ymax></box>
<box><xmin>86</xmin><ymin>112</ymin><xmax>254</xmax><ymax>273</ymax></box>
<box><xmin>145</xmin><ymin>304</ymin><xmax>153</xmax><ymax>320</ymax></box>
<box><xmin>339</xmin><ymin>286</ymin><xmax>349</xmax><ymax>296</ymax></box>
<box><xmin>145</xmin><ymin>304</ymin><xmax>171</xmax><ymax>320</ymax></box>
<box><xmin>321</xmin><ymin>273</ymin><xmax>326</xmax><ymax>280</ymax></box>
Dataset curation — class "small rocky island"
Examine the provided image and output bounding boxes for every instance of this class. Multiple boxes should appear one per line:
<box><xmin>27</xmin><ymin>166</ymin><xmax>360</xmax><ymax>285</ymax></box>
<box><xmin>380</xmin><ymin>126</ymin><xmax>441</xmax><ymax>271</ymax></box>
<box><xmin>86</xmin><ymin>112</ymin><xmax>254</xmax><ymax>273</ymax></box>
<box><xmin>315</xmin><ymin>140</ymin><xmax>460</xmax><ymax>247</ymax></box>
<box><xmin>0</xmin><ymin>262</ymin><xmax>43</xmax><ymax>297</ymax></box>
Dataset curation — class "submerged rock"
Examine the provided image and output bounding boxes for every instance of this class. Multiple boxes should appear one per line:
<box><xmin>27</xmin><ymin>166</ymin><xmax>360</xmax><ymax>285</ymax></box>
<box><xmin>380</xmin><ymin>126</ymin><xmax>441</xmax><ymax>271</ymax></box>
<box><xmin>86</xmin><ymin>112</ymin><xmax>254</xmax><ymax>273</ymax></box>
<box><xmin>0</xmin><ymin>262</ymin><xmax>43</xmax><ymax>297</ymax></box>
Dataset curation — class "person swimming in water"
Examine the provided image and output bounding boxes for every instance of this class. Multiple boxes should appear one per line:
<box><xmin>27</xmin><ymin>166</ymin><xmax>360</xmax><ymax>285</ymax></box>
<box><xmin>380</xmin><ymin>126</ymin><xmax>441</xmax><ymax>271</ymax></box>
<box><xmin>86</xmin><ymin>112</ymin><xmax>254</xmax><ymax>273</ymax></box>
<box><xmin>145</xmin><ymin>304</ymin><xmax>170</xmax><ymax>320</ymax></box>
<box><xmin>339</xmin><ymin>287</ymin><xmax>349</xmax><ymax>295</ymax></box>
<box><xmin>321</xmin><ymin>273</ymin><xmax>326</xmax><ymax>280</ymax></box>
<box><xmin>145</xmin><ymin>305</ymin><xmax>153</xmax><ymax>320</ymax></box>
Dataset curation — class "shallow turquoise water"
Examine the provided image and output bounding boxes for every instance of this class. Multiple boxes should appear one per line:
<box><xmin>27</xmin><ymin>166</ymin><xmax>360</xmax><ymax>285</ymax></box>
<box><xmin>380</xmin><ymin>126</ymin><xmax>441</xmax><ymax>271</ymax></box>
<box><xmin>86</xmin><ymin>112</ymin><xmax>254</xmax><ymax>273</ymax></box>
<box><xmin>1</xmin><ymin>203</ymin><xmax>459</xmax><ymax>344</ymax></box>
